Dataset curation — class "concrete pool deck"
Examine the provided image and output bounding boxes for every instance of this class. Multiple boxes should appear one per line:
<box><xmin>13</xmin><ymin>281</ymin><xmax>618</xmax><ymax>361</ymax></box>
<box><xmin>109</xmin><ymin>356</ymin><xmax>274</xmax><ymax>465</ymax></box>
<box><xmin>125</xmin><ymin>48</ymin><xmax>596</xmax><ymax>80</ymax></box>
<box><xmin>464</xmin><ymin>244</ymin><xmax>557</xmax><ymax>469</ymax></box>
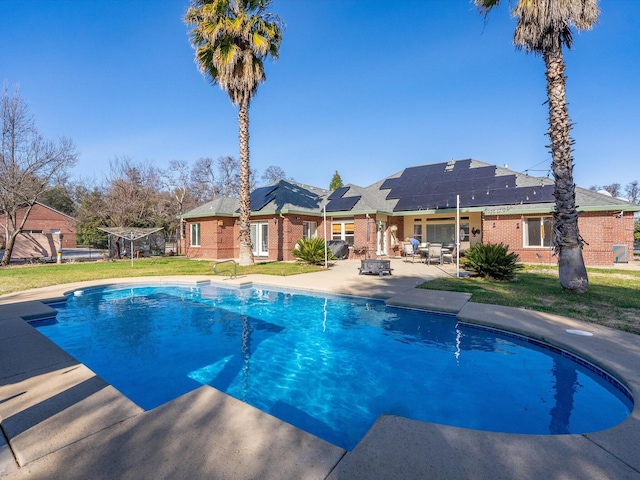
<box><xmin>0</xmin><ymin>259</ymin><xmax>638</xmax><ymax>479</ymax></box>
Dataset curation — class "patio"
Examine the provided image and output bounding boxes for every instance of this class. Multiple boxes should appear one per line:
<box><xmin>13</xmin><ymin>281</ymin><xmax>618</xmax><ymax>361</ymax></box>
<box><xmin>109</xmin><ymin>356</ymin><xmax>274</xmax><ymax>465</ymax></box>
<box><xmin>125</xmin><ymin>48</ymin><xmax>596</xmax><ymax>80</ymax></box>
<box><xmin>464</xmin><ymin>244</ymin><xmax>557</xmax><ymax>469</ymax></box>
<box><xmin>1</xmin><ymin>259</ymin><xmax>639</xmax><ymax>479</ymax></box>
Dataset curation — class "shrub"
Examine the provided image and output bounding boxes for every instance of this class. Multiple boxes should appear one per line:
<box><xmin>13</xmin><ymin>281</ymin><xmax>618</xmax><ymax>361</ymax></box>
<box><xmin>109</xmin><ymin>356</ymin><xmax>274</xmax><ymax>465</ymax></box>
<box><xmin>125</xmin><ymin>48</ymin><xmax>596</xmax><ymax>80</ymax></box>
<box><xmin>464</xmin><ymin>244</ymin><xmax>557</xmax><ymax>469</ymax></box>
<box><xmin>291</xmin><ymin>238</ymin><xmax>336</xmax><ymax>265</ymax></box>
<box><xmin>461</xmin><ymin>242</ymin><xmax>523</xmax><ymax>281</ymax></box>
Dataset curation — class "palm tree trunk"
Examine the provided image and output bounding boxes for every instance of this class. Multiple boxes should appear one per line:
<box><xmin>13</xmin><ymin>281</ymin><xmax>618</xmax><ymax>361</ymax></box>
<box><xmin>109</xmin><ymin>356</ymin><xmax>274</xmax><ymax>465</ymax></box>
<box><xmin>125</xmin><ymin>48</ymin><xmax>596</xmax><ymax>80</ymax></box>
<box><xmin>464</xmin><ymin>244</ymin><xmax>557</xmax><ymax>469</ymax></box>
<box><xmin>544</xmin><ymin>45</ymin><xmax>588</xmax><ymax>292</ymax></box>
<box><xmin>237</xmin><ymin>98</ymin><xmax>255</xmax><ymax>266</ymax></box>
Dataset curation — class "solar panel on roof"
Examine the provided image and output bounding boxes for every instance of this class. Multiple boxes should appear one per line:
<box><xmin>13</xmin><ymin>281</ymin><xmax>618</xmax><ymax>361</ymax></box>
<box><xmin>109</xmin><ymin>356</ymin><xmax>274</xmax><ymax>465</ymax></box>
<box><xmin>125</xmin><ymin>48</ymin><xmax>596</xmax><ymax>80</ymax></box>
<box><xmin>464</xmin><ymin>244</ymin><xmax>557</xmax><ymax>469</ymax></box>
<box><xmin>434</xmin><ymin>192</ymin><xmax>453</xmax><ymax>206</ymax></box>
<box><xmin>455</xmin><ymin>178</ymin><xmax>477</xmax><ymax>191</ymax></box>
<box><xmin>394</xmin><ymin>197</ymin><xmax>421</xmax><ymax>211</ymax></box>
<box><xmin>434</xmin><ymin>180</ymin><xmax>457</xmax><ymax>193</ymax></box>
<box><xmin>385</xmin><ymin>185</ymin><xmax>410</xmax><ymax>199</ymax></box>
<box><xmin>458</xmin><ymin>192</ymin><xmax>475</xmax><ymax>207</ymax></box>
<box><xmin>452</xmin><ymin>159</ymin><xmax>472</xmax><ymax>171</ymax></box>
<box><xmin>385</xmin><ymin>161</ymin><xmax>558</xmax><ymax>211</ymax></box>
<box><xmin>471</xmin><ymin>177</ymin><xmax>495</xmax><ymax>191</ymax></box>
<box><xmin>466</xmin><ymin>195</ymin><xmax>483</xmax><ymax>208</ymax></box>
<box><xmin>325</xmin><ymin>196</ymin><xmax>361</xmax><ymax>212</ymax></box>
<box><xmin>328</xmin><ymin>186</ymin><xmax>350</xmax><ymax>200</ymax></box>
<box><xmin>250</xmin><ymin>185</ymin><xmax>278</xmax><ymax>211</ymax></box>
<box><xmin>540</xmin><ymin>185</ymin><xmax>555</xmax><ymax>202</ymax></box>
<box><xmin>470</xmin><ymin>166</ymin><xmax>496</xmax><ymax>179</ymax></box>
<box><xmin>499</xmin><ymin>175</ymin><xmax>517</xmax><ymax>189</ymax></box>
<box><xmin>492</xmin><ymin>188</ymin><xmax>517</xmax><ymax>205</ymax></box>
<box><xmin>380</xmin><ymin>177</ymin><xmax>401</xmax><ymax>190</ymax></box>
<box><xmin>483</xmin><ymin>191</ymin><xmax>495</xmax><ymax>204</ymax></box>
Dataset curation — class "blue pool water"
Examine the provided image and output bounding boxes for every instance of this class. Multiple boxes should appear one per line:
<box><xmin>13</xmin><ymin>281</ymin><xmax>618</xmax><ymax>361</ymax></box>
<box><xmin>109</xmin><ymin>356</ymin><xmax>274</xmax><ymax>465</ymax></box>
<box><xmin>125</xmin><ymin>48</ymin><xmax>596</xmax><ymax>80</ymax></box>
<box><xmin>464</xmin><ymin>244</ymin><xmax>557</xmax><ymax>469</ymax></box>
<box><xmin>35</xmin><ymin>284</ymin><xmax>633</xmax><ymax>451</ymax></box>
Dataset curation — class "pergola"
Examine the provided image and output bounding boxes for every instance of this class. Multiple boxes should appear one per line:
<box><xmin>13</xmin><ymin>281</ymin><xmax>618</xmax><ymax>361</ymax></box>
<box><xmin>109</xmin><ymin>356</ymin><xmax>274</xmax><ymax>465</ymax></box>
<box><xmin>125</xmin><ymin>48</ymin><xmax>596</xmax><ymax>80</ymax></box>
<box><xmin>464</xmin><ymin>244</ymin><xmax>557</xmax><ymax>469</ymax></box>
<box><xmin>98</xmin><ymin>227</ymin><xmax>164</xmax><ymax>266</ymax></box>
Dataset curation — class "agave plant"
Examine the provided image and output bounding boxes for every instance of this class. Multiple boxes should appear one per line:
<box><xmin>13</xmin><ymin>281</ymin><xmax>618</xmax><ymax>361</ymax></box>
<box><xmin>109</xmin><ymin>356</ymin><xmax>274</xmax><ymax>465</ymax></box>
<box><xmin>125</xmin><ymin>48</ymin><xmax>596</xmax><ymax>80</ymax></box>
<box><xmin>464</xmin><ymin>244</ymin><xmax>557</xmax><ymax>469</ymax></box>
<box><xmin>462</xmin><ymin>242</ymin><xmax>523</xmax><ymax>281</ymax></box>
<box><xmin>291</xmin><ymin>238</ymin><xmax>336</xmax><ymax>265</ymax></box>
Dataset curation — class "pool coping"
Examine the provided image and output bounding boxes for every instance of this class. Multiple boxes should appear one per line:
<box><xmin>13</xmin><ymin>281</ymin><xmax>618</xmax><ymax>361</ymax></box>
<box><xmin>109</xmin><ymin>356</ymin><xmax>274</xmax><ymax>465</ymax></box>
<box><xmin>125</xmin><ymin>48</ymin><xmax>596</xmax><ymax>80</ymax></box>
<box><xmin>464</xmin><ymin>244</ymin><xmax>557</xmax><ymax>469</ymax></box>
<box><xmin>1</xmin><ymin>270</ymin><xmax>639</xmax><ymax>479</ymax></box>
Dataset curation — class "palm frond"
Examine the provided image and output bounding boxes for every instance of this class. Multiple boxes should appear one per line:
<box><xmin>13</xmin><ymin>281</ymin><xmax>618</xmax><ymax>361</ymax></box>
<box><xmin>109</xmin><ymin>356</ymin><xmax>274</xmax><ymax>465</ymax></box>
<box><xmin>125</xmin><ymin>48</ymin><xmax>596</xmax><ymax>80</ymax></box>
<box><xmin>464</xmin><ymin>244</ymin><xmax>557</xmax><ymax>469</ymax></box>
<box><xmin>184</xmin><ymin>0</ymin><xmax>283</xmax><ymax>104</ymax></box>
<box><xmin>513</xmin><ymin>0</ymin><xmax>599</xmax><ymax>53</ymax></box>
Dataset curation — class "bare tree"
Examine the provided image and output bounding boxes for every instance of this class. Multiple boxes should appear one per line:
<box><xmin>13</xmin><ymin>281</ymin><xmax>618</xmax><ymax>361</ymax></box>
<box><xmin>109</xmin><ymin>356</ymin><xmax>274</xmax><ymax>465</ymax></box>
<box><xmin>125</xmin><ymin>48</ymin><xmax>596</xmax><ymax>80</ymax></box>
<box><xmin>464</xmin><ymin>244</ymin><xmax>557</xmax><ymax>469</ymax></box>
<box><xmin>625</xmin><ymin>180</ymin><xmax>639</xmax><ymax>205</ymax></box>
<box><xmin>261</xmin><ymin>165</ymin><xmax>288</xmax><ymax>184</ymax></box>
<box><xmin>602</xmin><ymin>183</ymin><xmax>621</xmax><ymax>198</ymax></box>
<box><xmin>0</xmin><ymin>85</ymin><xmax>77</xmax><ymax>265</ymax></box>
<box><xmin>214</xmin><ymin>155</ymin><xmax>256</xmax><ymax>198</ymax></box>
<box><xmin>161</xmin><ymin>160</ymin><xmax>197</xmax><ymax>252</ymax></box>
<box><xmin>190</xmin><ymin>157</ymin><xmax>220</xmax><ymax>203</ymax></box>
<box><xmin>102</xmin><ymin>157</ymin><xmax>160</xmax><ymax>228</ymax></box>
<box><xmin>216</xmin><ymin>155</ymin><xmax>241</xmax><ymax>197</ymax></box>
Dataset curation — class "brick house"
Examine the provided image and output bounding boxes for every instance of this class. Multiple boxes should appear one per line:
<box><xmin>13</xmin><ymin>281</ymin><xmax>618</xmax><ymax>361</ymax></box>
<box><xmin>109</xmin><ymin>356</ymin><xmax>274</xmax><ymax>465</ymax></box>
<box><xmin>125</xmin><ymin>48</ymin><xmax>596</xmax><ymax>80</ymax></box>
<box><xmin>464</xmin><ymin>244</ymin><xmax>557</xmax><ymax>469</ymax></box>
<box><xmin>0</xmin><ymin>202</ymin><xmax>78</xmax><ymax>252</ymax></box>
<box><xmin>180</xmin><ymin>159</ymin><xmax>639</xmax><ymax>266</ymax></box>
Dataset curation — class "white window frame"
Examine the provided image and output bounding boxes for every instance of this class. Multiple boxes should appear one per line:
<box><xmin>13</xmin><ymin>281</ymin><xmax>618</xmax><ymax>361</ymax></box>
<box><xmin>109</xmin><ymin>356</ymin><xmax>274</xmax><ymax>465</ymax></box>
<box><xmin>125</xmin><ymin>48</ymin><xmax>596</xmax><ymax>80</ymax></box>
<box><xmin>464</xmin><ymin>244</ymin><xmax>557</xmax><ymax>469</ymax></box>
<box><xmin>251</xmin><ymin>222</ymin><xmax>269</xmax><ymax>256</ymax></box>
<box><xmin>413</xmin><ymin>222</ymin><xmax>423</xmax><ymax>243</ymax></box>
<box><xmin>303</xmin><ymin>221</ymin><xmax>317</xmax><ymax>239</ymax></box>
<box><xmin>523</xmin><ymin>216</ymin><xmax>553</xmax><ymax>247</ymax></box>
<box><xmin>190</xmin><ymin>223</ymin><xmax>201</xmax><ymax>247</ymax></box>
<box><xmin>331</xmin><ymin>217</ymin><xmax>355</xmax><ymax>245</ymax></box>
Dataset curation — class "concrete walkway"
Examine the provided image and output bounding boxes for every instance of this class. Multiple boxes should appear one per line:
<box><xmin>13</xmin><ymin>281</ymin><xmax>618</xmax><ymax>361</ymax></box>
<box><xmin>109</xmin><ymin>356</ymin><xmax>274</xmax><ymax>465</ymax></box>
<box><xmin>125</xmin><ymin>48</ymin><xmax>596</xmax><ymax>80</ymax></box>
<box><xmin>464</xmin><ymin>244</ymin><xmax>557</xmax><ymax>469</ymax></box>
<box><xmin>0</xmin><ymin>259</ymin><xmax>639</xmax><ymax>479</ymax></box>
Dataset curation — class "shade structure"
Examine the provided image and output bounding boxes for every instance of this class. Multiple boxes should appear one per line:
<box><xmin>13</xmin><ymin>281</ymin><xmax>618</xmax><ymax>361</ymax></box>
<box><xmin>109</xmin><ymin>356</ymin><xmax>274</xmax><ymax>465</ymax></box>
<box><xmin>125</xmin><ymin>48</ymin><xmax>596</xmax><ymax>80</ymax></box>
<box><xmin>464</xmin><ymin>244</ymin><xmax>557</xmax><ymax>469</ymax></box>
<box><xmin>98</xmin><ymin>227</ymin><xmax>164</xmax><ymax>266</ymax></box>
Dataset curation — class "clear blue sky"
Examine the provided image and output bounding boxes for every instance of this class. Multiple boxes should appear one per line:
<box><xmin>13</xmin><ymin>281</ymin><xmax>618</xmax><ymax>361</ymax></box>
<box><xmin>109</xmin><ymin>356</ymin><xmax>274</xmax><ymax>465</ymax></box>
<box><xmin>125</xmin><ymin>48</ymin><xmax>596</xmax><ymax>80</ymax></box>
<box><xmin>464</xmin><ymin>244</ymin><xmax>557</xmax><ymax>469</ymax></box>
<box><xmin>2</xmin><ymin>0</ymin><xmax>639</xmax><ymax>192</ymax></box>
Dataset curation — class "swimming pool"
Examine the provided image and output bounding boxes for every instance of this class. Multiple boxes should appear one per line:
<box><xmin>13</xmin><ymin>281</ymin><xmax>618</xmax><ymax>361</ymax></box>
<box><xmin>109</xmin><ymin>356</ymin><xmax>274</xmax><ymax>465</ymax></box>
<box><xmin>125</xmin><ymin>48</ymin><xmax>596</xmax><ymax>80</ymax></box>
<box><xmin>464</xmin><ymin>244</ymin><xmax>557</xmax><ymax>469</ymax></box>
<box><xmin>35</xmin><ymin>284</ymin><xmax>633</xmax><ymax>451</ymax></box>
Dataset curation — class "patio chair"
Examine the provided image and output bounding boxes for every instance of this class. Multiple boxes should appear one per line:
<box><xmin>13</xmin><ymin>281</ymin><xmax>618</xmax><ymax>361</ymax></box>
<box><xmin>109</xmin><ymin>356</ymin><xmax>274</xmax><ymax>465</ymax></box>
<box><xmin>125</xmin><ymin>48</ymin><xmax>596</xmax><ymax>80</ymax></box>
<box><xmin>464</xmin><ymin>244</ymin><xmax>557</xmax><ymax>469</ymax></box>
<box><xmin>442</xmin><ymin>245</ymin><xmax>455</xmax><ymax>264</ymax></box>
<box><xmin>426</xmin><ymin>244</ymin><xmax>442</xmax><ymax>265</ymax></box>
<box><xmin>352</xmin><ymin>245</ymin><xmax>368</xmax><ymax>259</ymax></box>
<box><xmin>403</xmin><ymin>243</ymin><xmax>419</xmax><ymax>263</ymax></box>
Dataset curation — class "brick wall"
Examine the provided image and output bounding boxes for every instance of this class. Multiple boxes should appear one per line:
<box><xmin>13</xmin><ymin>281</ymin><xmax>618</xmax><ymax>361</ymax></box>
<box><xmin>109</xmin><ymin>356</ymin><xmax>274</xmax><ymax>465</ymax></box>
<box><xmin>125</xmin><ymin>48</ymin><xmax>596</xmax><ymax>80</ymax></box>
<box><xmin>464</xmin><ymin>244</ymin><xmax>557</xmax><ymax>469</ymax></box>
<box><xmin>185</xmin><ymin>215</ymin><xmax>327</xmax><ymax>262</ymax></box>
<box><xmin>578</xmin><ymin>211</ymin><xmax>635</xmax><ymax>265</ymax></box>
<box><xmin>184</xmin><ymin>216</ymin><xmax>237</xmax><ymax>260</ymax></box>
<box><xmin>0</xmin><ymin>203</ymin><xmax>77</xmax><ymax>248</ymax></box>
<box><xmin>354</xmin><ymin>215</ymin><xmax>377</xmax><ymax>253</ymax></box>
<box><xmin>482</xmin><ymin>211</ymin><xmax>635</xmax><ymax>266</ymax></box>
<box><xmin>281</xmin><ymin>215</ymin><xmax>327</xmax><ymax>261</ymax></box>
<box><xmin>185</xmin><ymin>210</ymin><xmax>635</xmax><ymax>266</ymax></box>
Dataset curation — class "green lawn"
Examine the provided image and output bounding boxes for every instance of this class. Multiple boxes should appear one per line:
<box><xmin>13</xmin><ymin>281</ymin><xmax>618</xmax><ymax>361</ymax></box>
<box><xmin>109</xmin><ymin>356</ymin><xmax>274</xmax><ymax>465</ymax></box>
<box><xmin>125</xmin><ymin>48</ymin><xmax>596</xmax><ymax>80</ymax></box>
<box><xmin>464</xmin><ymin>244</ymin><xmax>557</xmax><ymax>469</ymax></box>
<box><xmin>420</xmin><ymin>265</ymin><xmax>640</xmax><ymax>335</ymax></box>
<box><xmin>0</xmin><ymin>257</ymin><xmax>322</xmax><ymax>296</ymax></box>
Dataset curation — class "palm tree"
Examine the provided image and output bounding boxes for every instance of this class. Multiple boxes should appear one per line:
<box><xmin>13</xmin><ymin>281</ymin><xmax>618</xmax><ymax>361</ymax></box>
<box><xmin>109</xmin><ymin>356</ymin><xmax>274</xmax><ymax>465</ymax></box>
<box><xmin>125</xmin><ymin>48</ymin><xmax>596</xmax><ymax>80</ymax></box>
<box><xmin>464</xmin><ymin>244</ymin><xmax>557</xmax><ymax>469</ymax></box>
<box><xmin>185</xmin><ymin>0</ymin><xmax>283</xmax><ymax>266</ymax></box>
<box><xmin>475</xmin><ymin>0</ymin><xmax>599</xmax><ymax>292</ymax></box>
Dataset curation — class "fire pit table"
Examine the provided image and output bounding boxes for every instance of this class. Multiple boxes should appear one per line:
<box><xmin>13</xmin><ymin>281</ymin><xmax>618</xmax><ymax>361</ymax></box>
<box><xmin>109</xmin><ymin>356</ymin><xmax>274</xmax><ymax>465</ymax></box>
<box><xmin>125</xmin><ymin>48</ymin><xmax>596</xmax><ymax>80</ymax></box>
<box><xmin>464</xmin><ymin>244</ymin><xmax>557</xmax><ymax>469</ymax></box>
<box><xmin>358</xmin><ymin>259</ymin><xmax>393</xmax><ymax>276</ymax></box>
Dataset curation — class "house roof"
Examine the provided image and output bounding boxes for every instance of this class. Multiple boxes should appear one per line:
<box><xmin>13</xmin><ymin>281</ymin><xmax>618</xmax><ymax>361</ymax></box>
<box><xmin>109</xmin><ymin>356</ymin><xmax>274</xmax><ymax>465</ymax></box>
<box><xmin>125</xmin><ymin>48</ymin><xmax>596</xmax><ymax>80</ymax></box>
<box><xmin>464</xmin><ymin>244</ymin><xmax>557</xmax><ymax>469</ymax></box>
<box><xmin>181</xmin><ymin>160</ymin><xmax>640</xmax><ymax>220</ymax></box>
<box><xmin>180</xmin><ymin>196</ymin><xmax>240</xmax><ymax>219</ymax></box>
<box><xmin>5</xmin><ymin>202</ymin><xmax>79</xmax><ymax>223</ymax></box>
<box><xmin>180</xmin><ymin>180</ymin><xmax>330</xmax><ymax>219</ymax></box>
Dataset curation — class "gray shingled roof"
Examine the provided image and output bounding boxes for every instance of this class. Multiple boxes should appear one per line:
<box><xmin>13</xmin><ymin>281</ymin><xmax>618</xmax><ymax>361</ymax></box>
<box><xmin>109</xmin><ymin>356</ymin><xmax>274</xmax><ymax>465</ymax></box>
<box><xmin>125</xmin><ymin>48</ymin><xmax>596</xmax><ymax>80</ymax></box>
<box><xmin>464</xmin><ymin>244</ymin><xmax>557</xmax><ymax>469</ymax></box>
<box><xmin>181</xmin><ymin>160</ymin><xmax>639</xmax><ymax>219</ymax></box>
<box><xmin>180</xmin><ymin>180</ymin><xmax>331</xmax><ymax>219</ymax></box>
<box><xmin>180</xmin><ymin>197</ymin><xmax>240</xmax><ymax>219</ymax></box>
<box><xmin>258</xmin><ymin>180</ymin><xmax>329</xmax><ymax>213</ymax></box>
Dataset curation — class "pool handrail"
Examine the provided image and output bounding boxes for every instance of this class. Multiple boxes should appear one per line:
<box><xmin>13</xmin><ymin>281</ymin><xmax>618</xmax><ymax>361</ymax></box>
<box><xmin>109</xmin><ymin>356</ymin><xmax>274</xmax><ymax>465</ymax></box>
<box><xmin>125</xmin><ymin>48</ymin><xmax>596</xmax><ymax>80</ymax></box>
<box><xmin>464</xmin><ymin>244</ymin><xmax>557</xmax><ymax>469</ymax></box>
<box><xmin>213</xmin><ymin>259</ymin><xmax>237</xmax><ymax>279</ymax></box>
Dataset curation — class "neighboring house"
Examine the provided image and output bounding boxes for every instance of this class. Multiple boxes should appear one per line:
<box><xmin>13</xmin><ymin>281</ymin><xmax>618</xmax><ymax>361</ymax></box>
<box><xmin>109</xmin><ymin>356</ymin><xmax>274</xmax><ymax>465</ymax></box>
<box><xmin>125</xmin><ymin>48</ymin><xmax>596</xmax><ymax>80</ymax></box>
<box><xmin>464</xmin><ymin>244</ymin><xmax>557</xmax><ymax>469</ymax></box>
<box><xmin>180</xmin><ymin>159</ymin><xmax>640</xmax><ymax>266</ymax></box>
<box><xmin>0</xmin><ymin>202</ymin><xmax>78</xmax><ymax>252</ymax></box>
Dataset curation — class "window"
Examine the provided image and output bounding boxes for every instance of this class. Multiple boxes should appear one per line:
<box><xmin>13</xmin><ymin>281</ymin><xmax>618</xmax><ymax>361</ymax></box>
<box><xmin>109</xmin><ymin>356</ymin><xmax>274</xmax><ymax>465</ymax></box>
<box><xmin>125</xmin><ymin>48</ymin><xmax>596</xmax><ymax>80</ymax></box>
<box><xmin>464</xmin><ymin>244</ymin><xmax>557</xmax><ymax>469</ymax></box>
<box><xmin>412</xmin><ymin>217</ymin><xmax>470</xmax><ymax>245</ymax></box>
<box><xmin>190</xmin><ymin>223</ymin><xmax>201</xmax><ymax>247</ymax></box>
<box><xmin>413</xmin><ymin>224</ymin><xmax>423</xmax><ymax>243</ymax></box>
<box><xmin>331</xmin><ymin>218</ymin><xmax>355</xmax><ymax>245</ymax></box>
<box><xmin>251</xmin><ymin>222</ymin><xmax>269</xmax><ymax>256</ymax></box>
<box><xmin>524</xmin><ymin>217</ymin><xmax>553</xmax><ymax>247</ymax></box>
<box><xmin>303</xmin><ymin>221</ymin><xmax>317</xmax><ymax>239</ymax></box>
<box><xmin>426</xmin><ymin>224</ymin><xmax>456</xmax><ymax>244</ymax></box>
<box><xmin>459</xmin><ymin>223</ymin><xmax>470</xmax><ymax>242</ymax></box>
